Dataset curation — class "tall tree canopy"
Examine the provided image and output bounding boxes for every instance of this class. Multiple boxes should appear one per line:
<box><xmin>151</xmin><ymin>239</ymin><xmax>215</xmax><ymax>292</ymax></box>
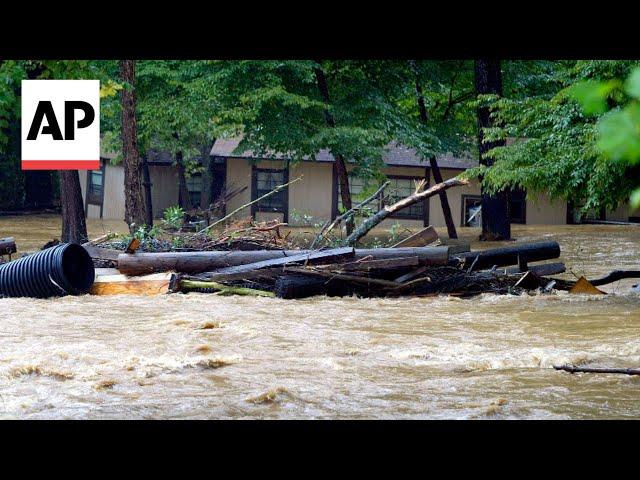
<box><xmin>471</xmin><ymin>60</ymin><xmax>640</xmax><ymax>217</ymax></box>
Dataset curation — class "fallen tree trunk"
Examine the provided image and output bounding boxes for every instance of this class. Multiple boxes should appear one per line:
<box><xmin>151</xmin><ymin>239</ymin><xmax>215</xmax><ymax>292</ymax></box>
<box><xmin>343</xmin><ymin>178</ymin><xmax>468</xmax><ymax>246</ymax></box>
<box><xmin>200</xmin><ymin>247</ymin><xmax>355</xmax><ymax>279</ymax></box>
<box><xmin>454</xmin><ymin>241</ymin><xmax>561</xmax><ymax>271</ymax></box>
<box><xmin>117</xmin><ymin>246</ymin><xmax>451</xmax><ymax>276</ymax></box>
<box><xmin>311</xmin><ymin>180</ymin><xmax>390</xmax><ymax>249</ymax></box>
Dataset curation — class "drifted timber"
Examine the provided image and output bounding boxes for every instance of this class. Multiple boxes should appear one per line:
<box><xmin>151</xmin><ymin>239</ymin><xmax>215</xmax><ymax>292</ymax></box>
<box><xmin>117</xmin><ymin>246</ymin><xmax>451</xmax><ymax>276</ymax></box>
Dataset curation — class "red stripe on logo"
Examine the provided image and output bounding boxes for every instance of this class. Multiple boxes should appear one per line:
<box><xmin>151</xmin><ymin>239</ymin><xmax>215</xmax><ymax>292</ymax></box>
<box><xmin>22</xmin><ymin>160</ymin><xmax>100</xmax><ymax>170</ymax></box>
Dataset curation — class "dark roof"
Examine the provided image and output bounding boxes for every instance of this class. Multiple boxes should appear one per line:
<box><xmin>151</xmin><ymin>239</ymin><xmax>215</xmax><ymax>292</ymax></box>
<box><xmin>146</xmin><ymin>149</ymin><xmax>175</xmax><ymax>165</ymax></box>
<box><xmin>211</xmin><ymin>137</ymin><xmax>477</xmax><ymax>170</ymax></box>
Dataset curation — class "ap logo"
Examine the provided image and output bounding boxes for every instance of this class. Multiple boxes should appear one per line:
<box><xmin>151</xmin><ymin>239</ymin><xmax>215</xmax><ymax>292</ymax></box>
<box><xmin>21</xmin><ymin>80</ymin><xmax>100</xmax><ymax>170</ymax></box>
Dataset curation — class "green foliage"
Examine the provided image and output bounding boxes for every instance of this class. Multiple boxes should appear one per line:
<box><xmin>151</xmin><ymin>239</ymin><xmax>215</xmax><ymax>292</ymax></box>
<box><xmin>473</xmin><ymin>60</ymin><xmax>640</xmax><ymax>215</ymax></box>
<box><xmin>162</xmin><ymin>205</ymin><xmax>185</xmax><ymax>229</ymax></box>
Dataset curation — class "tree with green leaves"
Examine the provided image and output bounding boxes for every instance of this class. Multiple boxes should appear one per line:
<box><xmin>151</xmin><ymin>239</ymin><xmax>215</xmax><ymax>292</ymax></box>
<box><xmin>0</xmin><ymin>60</ymin><xmax>116</xmax><ymax>243</ymax></box>
<box><xmin>474</xmin><ymin>59</ymin><xmax>510</xmax><ymax>240</ymax></box>
<box><xmin>119</xmin><ymin>60</ymin><xmax>147</xmax><ymax>231</ymax></box>
<box><xmin>470</xmin><ymin>60</ymin><xmax>640</xmax><ymax>221</ymax></box>
<box><xmin>215</xmin><ymin>60</ymin><xmax>392</xmax><ymax>234</ymax></box>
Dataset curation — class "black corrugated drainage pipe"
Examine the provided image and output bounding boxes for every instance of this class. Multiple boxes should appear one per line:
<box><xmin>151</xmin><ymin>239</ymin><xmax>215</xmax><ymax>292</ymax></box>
<box><xmin>0</xmin><ymin>243</ymin><xmax>95</xmax><ymax>298</ymax></box>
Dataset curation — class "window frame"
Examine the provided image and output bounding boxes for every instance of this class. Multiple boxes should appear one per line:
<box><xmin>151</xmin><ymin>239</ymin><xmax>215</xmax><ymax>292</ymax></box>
<box><xmin>385</xmin><ymin>174</ymin><xmax>428</xmax><ymax>222</ymax></box>
<box><xmin>461</xmin><ymin>194</ymin><xmax>482</xmax><ymax>227</ymax></box>
<box><xmin>186</xmin><ymin>173</ymin><xmax>203</xmax><ymax>209</ymax></box>
<box><xmin>250</xmin><ymin>166</ymin><xmax>289</xmax><ymax>222</ymax></box>
<box><xmin>509</xmin><ymin>187</ymin><xmax>527</xmax><ymax>224</ymax></box>
<box><xmin>85</xmin><ymin>159</ymin><xmax>106</xmax><ymax>218</ymax></box>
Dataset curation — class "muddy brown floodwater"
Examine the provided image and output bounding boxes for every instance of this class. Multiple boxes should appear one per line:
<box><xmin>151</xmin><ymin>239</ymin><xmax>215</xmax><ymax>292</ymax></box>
<box><xmin>1</xmin><ymin>215</ymin><xmax>640</xmax><ymax>419</ymax></box>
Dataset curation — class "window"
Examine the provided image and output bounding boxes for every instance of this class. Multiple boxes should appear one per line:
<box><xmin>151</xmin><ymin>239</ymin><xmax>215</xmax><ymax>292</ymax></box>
<box><xmin>386</xmin><ymin>177</ymin><xmax>425</xmax><ymax>220</ymax></box>
<box><xmin>509</xmin><ymin>188</ymin><xmax>526</xmax><ymax>224</ymax></box>
<box><xmin>252</xmin><ymin>168</ymin><xmax>288</xmax><ymax>217</ymax></box>
<box><xmin>337</xmin><ymin>176</ymin><xmax>376</xmax><ymax>211</ymax></box>
<box><xmin>462</xmin><ymin>195</ymin><xmax>482</xmax><ymax>227</ymax></box>
<box><xmin>87</xmin><ymin>168</ymin><xmax>103</xmax><ymax>204</ymax></box>
<box><xmin>186</xmin><ymin>174</ymin><xmax>202</xmax><ymax>208</ymax></box>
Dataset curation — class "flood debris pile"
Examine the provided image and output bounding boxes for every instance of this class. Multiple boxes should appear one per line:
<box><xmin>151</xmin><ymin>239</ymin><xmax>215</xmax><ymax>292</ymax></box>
<box><xmin>79</xmin><ymin>219</ymin><xmax>640</xmax><ymax>299</ymax></box>
<box><xmin>81</xmin><ymin>236</ymin><xmax>581</xmax><ymax>299</ymax></box>
<box><xmin>163</xmin><ymin>240</ymin><xmax>570</xmax><ymax>299</ymax></box>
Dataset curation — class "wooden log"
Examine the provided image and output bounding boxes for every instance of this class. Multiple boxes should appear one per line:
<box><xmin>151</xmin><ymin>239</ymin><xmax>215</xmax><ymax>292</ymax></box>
<box><xmin>391</xmin><ymin>226</ymin><xmax>439</xmax><ymax>248</ymax></box>
<box><xmin>178</xmin><ymin>279</ymin><xmax>275</xmax><ymax>297</ymax></box>
<box><xmin>117</xmin><ymin>246</ymin><xmax>451</xmax><ymax>276</ymax></box>
<box><xmin>504</xmin><ymin>262</ymin><xmax>566</xmax><ymax>276</ymax></box>
<box><xmin>454</xmin><ymin>241</ymin><xmax>560</xmax><ymax>270</ymax></box>
<box><xmin>311</xmin><ymin>180</ymin><xmax>390</xmax><ymax>249</ymax></box>
<box><xmin>275</xmin><ymin>274</ymin><xmax>334</xmax><ymax>299</ymax></box>
<box><xmin>0</xmin><ymin>237</ymin><xmax>17</xmax><ymax>255</ymax></box>
<box><xmin>201</xmin><ymin>247</ymin><xmax>355</xmax><ymax>279</ymax></box>
<box><xmin>344</xmin><ymin>178</ymin><xmax>468</xmax><ymax>246</ymax></box>
<box><xmin>190</xmin><ymin>267</ymin><xmax>283</xmax><ymax>284</ymax></box>
<box><xmin>554</xmin><ymin>365</ymin><xmax>640</xmax><ymax>376</ymax></box>
<box><xmin>316</xmin><ymin>256</ymin><xmax>420</xmax><ymax>272</ymax></box>
<box><xmin>285</xmin><ymin>267</ymin><xmax>400</xmax><ymax>288</ymax></box>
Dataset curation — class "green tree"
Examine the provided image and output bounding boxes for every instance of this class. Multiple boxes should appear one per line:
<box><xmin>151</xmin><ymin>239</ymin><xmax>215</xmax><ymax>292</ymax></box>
<box><xmin>469</xmin><ymin>60</ymin><xmax>640</xmax><ymax>219</ymax></box>
<box><xmin>215</xmin><ymin>60</ymin><xmax>393</xmax><ymax>234</ymax></box>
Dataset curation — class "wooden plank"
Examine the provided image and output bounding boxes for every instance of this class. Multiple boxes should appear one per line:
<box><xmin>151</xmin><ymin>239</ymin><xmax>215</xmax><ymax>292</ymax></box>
<box><xmin>392</xmin><ymin>226</ymin><xmax>438</xmax><ymax>248</ymax></box>
<box><xmin>91</xmin><ymin>271</ymin><xmax>172</xmax><ymax>296</ymax></box>
<box><xmin>316</xmin><ymin>256</ymin><xmax>420</xmax><ymax>272</ymax></box>
<box><xmin>394</xmin><ymin>265</ymin><xmax>428</xmax><ymax>283</ymax></box>
<box><xmin>203</xmin><ymin>247</ymin><xmax>355</xmax><ymax>278</ymax></box>
<box><xmin>125</xmin><ymin>237</ymin><xmax>141</xmax><ymax>254</ymax></box>
<box><xmin>504</xmin><ymin>262</ymin><xmax>566</xmax><ymax>276</ymax></box>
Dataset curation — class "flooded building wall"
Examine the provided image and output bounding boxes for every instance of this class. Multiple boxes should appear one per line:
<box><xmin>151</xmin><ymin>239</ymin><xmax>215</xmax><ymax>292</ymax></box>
<box><xmin>525</xmin><ymin>193</ymin><xmax>568</xmax><ymax>225</ymax></box>
<box><xmin>86</xmin><ymin>155</ymin><xmax>638</xmax><ymax>227</ymax></box>
<box><xmin>149</xmin><ymin>166</ymin><xmax>180</xmax><ymax>218</ymax></box>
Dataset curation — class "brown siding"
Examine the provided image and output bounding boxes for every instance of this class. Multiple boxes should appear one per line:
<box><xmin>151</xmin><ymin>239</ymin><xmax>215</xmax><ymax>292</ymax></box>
<box><xmin>525</xmin><ymin>193</ymin><xmax>567</xmax><ymax>225</ymax></box>
<box><xmin>150</xmin><ymin>166</ymin><xmax>179</xmax><ymax>218</ymax></box>
<box><xmin>101</xmin><ymin>164</ymin><xmax>126</xmax><ymax>220</ymax></box>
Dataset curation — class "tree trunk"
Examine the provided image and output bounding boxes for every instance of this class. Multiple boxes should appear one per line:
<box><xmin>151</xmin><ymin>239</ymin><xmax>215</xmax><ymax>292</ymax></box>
<box><xmin>176</xmin><ymin>151</ymin><xmax>191</xmax><ymax>210</ymax></box>
<box><xmin>120</xmin><ymin>59</ymin><xmax>147</xmax><ymax>232</ymax></box>
<box><xmin>141</xmin><ymin>155</ymin><xmax>153</xmax><ymax>227</ymax></box>
<box><xmin>314</xmin><ymin>63</ymin><xmax>354</xmax><ymax>235</ymax></box>
<box><xmin>117</xmin><ymin>246</ymin><xmax>451</xmax><ymax>276</ymax></box>
<box><xmin>59</xmin><ymin>170</ymin><xmax>88</xmax><ymax>244</ymax></box>
<box><xmin>474</xmin><ymin>59</ymin><xmax>510</xmax><ymax>241</ymax></box>
<box><xmin>411</xmin><ymin>61</ymin><xmax>458</xmax><ymax>239</ymax></box>
<box><xmin>344</xmin><ymin>178</ymin><xmax>467</xmax><ymax>246</ymax></box>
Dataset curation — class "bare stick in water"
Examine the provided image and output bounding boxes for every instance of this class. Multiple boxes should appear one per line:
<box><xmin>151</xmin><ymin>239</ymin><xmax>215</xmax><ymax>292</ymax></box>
<box><xmin>553</xmin><ymin>365</ymin><xmax>640</xmax><ymax>376</ymax></box>
<box><xmin>197</xmin><ymin>176</ymin><xmax>303</xmax><ymax>235</ymax></box>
